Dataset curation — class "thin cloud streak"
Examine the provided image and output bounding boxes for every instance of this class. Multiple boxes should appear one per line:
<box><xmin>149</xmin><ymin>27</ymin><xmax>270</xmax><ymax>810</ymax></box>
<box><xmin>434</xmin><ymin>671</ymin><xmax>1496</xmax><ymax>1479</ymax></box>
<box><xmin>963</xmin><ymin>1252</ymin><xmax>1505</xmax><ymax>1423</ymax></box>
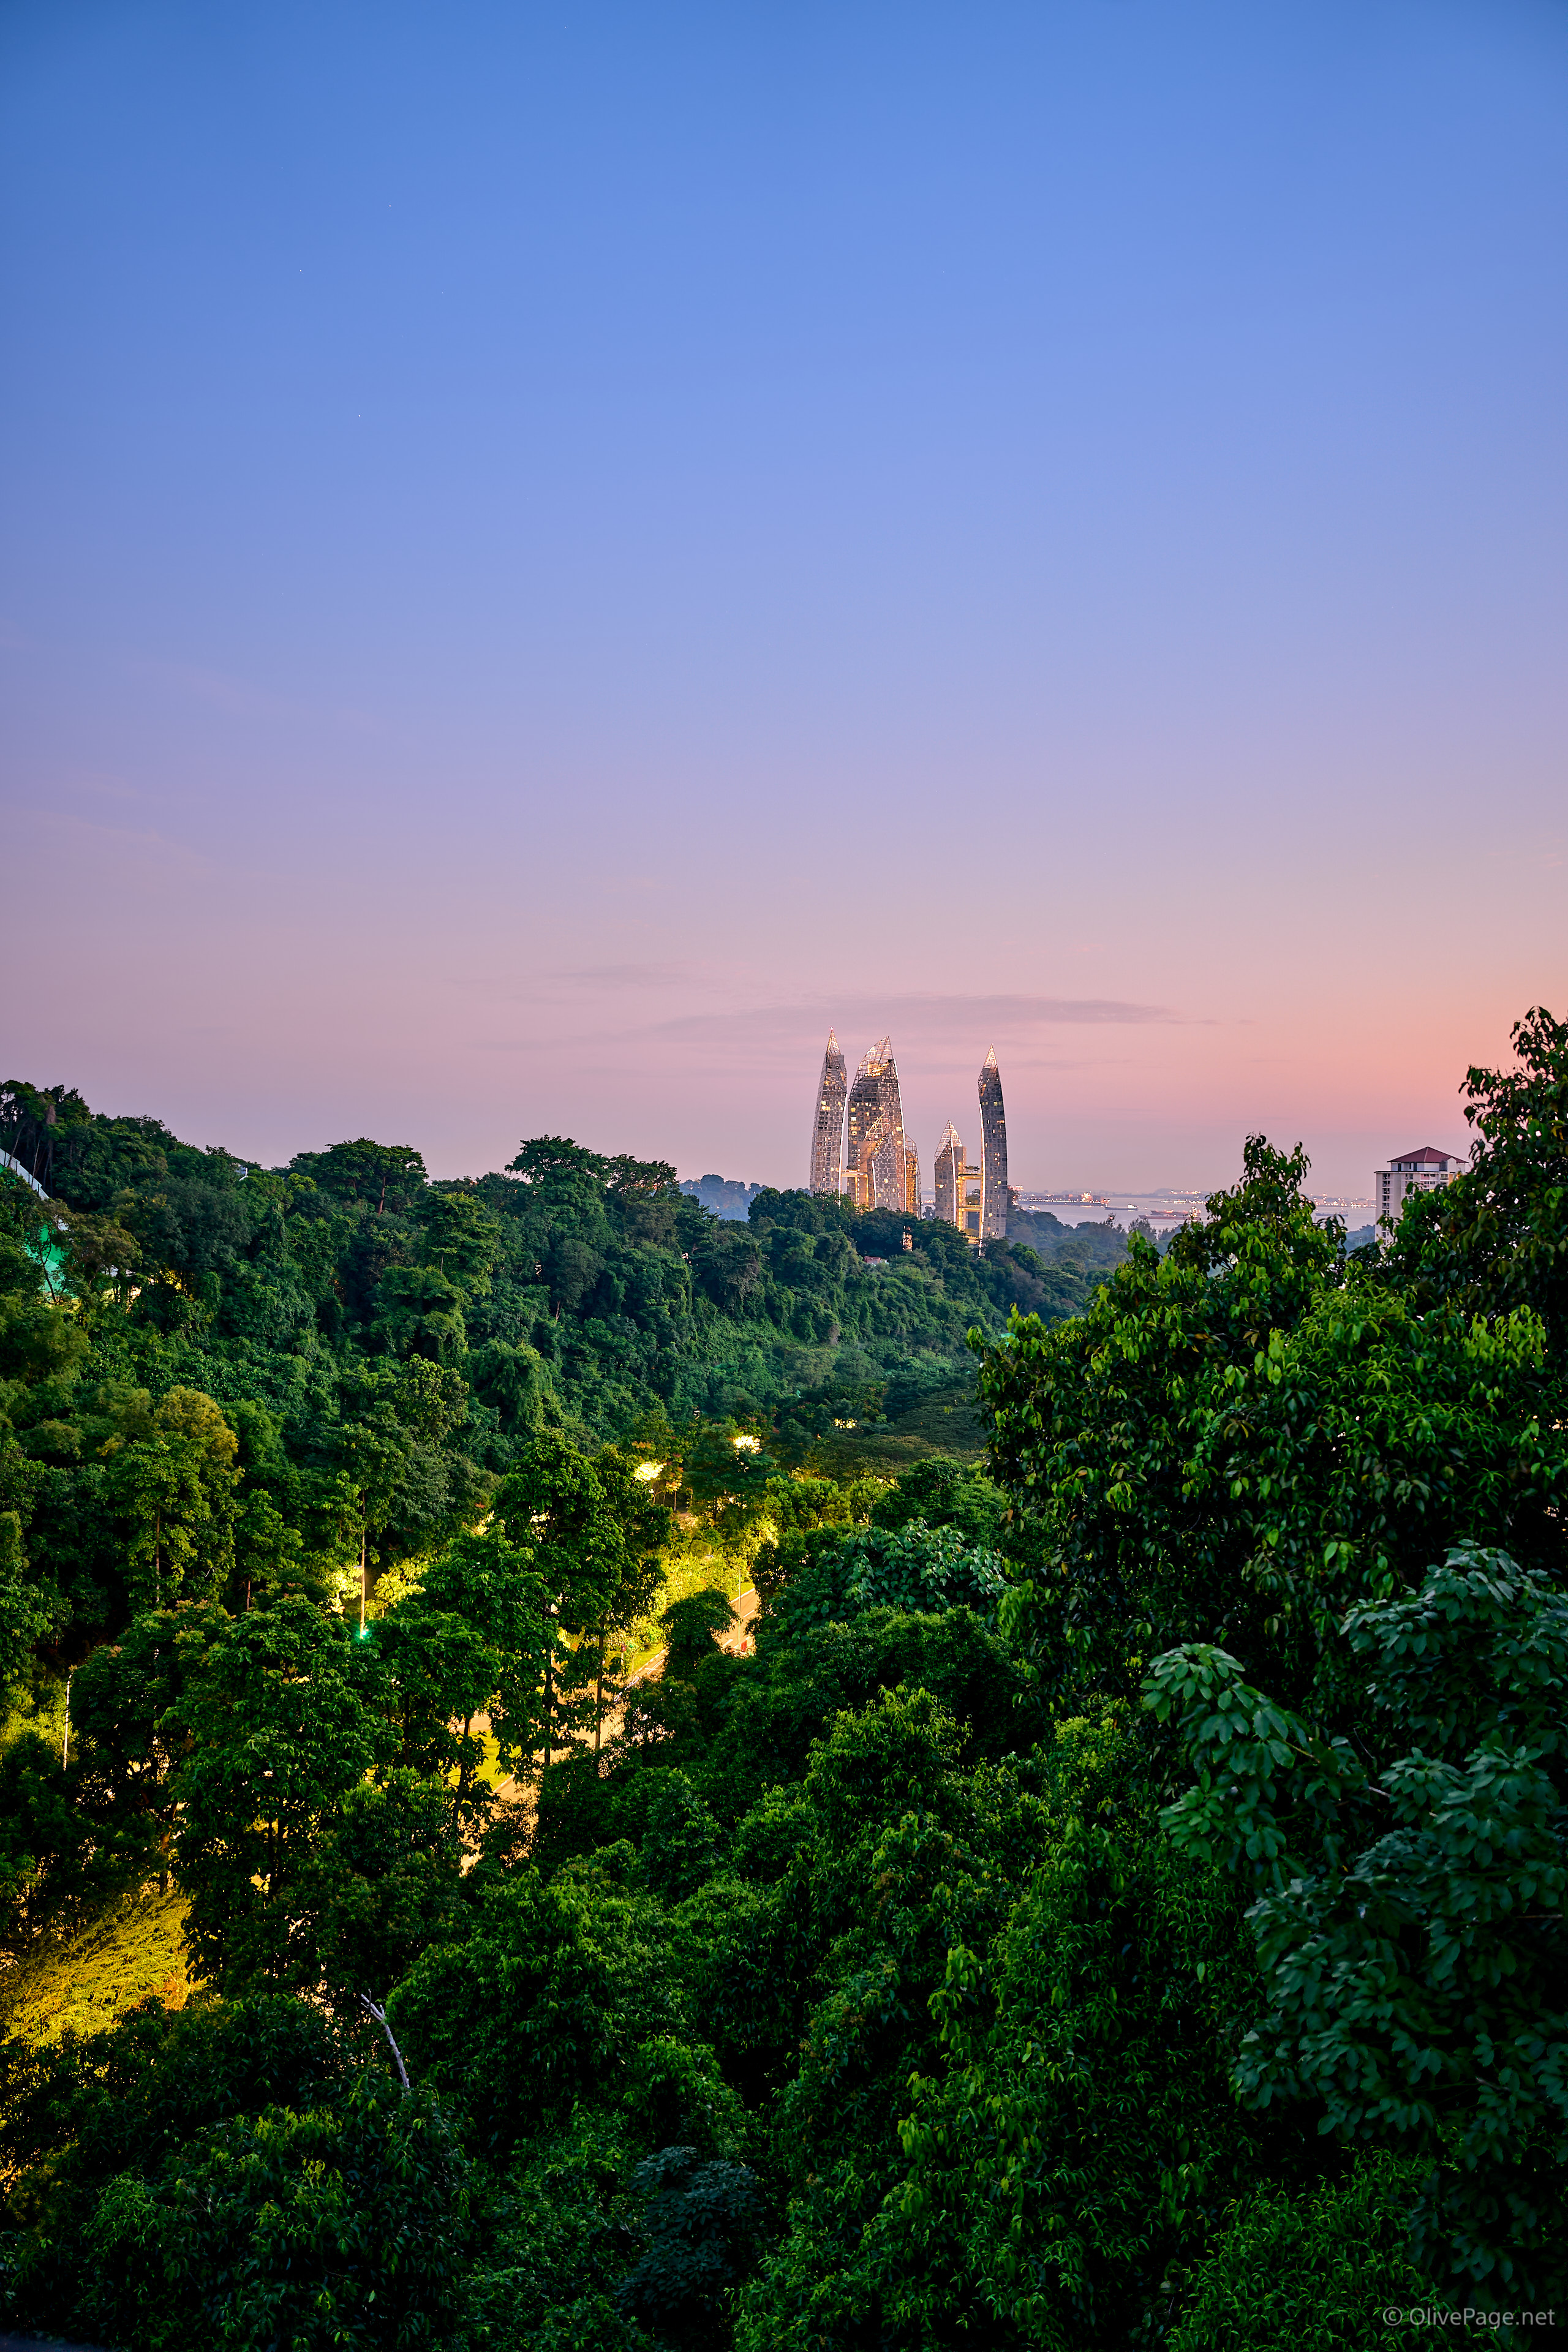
<box><xmin>560</xmin><ymin>962</ymin><xmax>712</xmax><ymax>989</ymax></box>
<box><xmin>464</xmin><ymin>993</ymin><xmax>1189</xmax><ymax>1060</ymax></box>
<box><xmin>647</xmin><ymin>994</ymin><xmax>1185</xmax><ymax>1044</ymax></box>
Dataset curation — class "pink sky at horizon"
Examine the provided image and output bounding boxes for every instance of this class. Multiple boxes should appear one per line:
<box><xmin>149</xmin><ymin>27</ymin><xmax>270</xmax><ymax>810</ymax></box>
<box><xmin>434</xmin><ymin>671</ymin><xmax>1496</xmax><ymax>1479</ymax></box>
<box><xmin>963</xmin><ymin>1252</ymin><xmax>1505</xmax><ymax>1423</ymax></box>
<box><xmin>4</xmin><ymin>760</ymin><xmax>1544</xmax><ymax>1195</ymax></box>
<box><xmin>3</xmin><ymin>1</ymin><xmax>1565</xmax><ymax>1196</ymax></box>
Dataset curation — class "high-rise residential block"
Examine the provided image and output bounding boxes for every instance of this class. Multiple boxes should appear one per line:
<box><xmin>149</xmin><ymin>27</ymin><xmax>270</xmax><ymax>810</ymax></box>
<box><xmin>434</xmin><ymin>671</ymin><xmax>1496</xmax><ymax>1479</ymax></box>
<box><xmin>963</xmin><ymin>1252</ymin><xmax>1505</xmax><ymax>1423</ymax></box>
<box><xmin>933</xmin><ymin>1121</ymin><xmax>964</xmax><ymax>1224</ymax></box>
<box><xmin>1373</xmin><ymin>1145</ymin><xmax>1463</xmax><ymax>1229</ymax></box>
<box><xmin>933</xmin><ymin>1117</ymin><xmax>986</xmax><ymax>1237</ymax></box>
<box><xmin>978</xmin><ymin>1046</ymin><xmax>1008</xmax><ymax>1238</ymax></box>
<box><xmin>959</xmin><ymin>1155</ymin><xmax>984</xmax><ymax>1237</ymax></box>
<box><xmin>810</xmin><ymin>1036</ymin><xmax>1003</xmax><ymax>1237</ymax></box>
<box><xmin>927</xmin><ymin>1049</ymin><xmax>1008</xmax><ymax>1242</ymax></box>
<box><xmin>810</xmin><ymin>1030</ymin><xmax>848</xmax><ymax>1194</ymax></box>
<box><xmin>845</xmin><ymin>1036</ymin><xmax>912</xmax><ymax>1210</ymax></box>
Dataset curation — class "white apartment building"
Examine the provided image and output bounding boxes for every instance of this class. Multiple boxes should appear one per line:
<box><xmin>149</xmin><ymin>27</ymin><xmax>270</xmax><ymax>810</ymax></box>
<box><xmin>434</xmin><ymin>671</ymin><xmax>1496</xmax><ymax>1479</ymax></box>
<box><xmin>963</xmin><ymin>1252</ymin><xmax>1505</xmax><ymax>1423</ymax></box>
<box><xmin>1373</xmin><ymin>1145</ymin><xmax>1464</xmax><ymax>1229</ymax></box>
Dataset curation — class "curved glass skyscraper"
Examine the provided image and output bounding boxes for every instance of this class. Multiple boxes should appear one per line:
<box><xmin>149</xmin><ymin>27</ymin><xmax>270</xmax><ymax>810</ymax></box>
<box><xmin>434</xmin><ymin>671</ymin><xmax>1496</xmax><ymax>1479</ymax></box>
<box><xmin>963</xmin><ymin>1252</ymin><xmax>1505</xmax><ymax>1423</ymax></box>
<box><xmin>935</xmin><ymin>1117</ymin><xmax>986</xmax><ymax>1237</ymax></box>
<box><xmin>933</xmin><ymin>1121</ymin><xmax>964</xmax><ymax>1226</ymax></box>
<box><xmin>810</xmin><ymin>1030</ymin><xmax>848</xmax><ymax>1194</ymax></box>
<box><xmin>978</xmin><ymin>1046</ymin><xmax>1009</xmax><ymax>1238</ymax></box>
<box><xmin>927</xmin><ymin>1049</ymin><xmax>1008</xmax><ymax>1240</ymax></box>
<box><xmin>902</xmin><ymin>1135</ymin><xmax>921</xmax><ymax>1218</ymax></box>
<box><xmin>808</xmin><ymin>1032</ymin><xmax>981</xmax><ymax>1229</ymax></box>
<box><xmin>845</xmin><ymin>1036</ymin><xmax>914</xmax><ymax>1211</ymax></box>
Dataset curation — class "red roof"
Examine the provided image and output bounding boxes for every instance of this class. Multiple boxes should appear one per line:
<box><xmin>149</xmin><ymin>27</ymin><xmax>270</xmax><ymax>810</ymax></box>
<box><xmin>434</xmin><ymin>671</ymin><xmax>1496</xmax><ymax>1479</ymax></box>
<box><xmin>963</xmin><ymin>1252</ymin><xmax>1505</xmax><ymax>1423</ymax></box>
<box><xmin>1391</xmin><ymin>1146</ymin><xmax>1460</xmax><ymax>1168</ymax></box>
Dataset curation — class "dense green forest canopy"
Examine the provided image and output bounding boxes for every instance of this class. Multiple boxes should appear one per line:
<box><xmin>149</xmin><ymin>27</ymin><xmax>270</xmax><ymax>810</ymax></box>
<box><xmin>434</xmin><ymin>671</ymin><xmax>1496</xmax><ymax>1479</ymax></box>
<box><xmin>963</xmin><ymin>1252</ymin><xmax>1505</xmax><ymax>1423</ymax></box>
<box><xmin>0</xmin><ymin>1008</ymin><xmax>1564</xmax><ymax>2348</ymax></box>
<box><xmin>0</xmin><ymin>1075</ymin><xmax>1127</xmax><ymax>1662</ymax></box>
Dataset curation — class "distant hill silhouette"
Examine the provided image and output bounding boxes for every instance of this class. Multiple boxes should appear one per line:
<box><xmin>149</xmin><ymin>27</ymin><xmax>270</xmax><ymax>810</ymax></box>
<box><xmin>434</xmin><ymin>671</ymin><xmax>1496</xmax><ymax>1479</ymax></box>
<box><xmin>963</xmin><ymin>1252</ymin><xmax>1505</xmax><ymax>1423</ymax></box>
<box><xmin>680</xmin><ymin>1173</ymin><xmax>762</xmax><ymax>1221</ymax></box>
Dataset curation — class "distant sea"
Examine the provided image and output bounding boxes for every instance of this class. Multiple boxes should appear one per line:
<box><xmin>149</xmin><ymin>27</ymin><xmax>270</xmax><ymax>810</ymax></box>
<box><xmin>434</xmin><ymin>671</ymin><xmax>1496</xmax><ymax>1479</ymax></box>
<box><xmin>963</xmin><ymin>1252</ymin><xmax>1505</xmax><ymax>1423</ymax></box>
<box><xmin>1014</xmin><ymin>1192</ymin><xmax>1201</xmax><ymax>1230</ymax></box>
<box><xmin>919</xmin><ymin>1190</ymin><xmax>1376</xmax><ymax>1232</ymax></box>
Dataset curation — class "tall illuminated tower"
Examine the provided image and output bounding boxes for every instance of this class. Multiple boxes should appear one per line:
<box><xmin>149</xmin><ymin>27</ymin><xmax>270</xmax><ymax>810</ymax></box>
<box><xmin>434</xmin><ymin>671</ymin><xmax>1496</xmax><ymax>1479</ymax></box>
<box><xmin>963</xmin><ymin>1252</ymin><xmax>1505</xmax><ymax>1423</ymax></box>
<box><xmin>810</xmin><ymin>1031</ymin><xmax>848</xmax><ymax>1194</ymax></box>
<box><xmin>933</xmin><ymin>1122</ymin><xmax>964</xmax><ymax>1224</ymax></box>
<box><xmin>902</xmin><ymin>1135</ymin><xmax>921</xmax><ymax>1217</ymax></box>
<box><xmin>845</xmin><ymin>1036</ymin><xmax>910</xmax><ymax>1210</ymax></box>
<box><xmin>978</xmin><ymin>1046</ymin><xmax>1008</xmax><ymax>1238</ymax></box>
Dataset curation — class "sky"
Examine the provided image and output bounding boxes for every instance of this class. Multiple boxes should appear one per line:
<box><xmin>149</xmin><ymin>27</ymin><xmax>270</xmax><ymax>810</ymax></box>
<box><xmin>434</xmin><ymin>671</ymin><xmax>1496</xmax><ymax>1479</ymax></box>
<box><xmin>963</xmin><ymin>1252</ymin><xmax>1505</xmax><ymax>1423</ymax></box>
<box><xmin>2</xmin><ymin>0</ymin><xmax>1565</xmax><ymax>1199</ymax></box>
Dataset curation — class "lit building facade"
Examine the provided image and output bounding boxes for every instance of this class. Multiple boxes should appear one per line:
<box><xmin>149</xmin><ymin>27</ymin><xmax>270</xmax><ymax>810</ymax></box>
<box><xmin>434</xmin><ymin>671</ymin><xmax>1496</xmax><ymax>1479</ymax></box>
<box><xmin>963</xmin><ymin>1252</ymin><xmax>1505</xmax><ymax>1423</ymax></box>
<box><xmin>845</xmin><ymin>1036</ymin><xmax>915</xmax><ymax>1212</ymax></box>
<box><xmin>933</xmin><ymin>1119</ymin><xmax>986</xmax><ymax>1237</ymax></box>
<box><xmin>928</xmin><ymin>1048</ymin><xmax>1009</xmax><ymax>1242</ymax></box>
<box><xmin>959</xmin><ymin>1156</ymin><xmax>984</xmax><ymax>1237</ymax></box>
<box><xmin>1373</xmin><ymin>1145</ymin><xmax>1463</xmax><ymax>1229</ymax></box>
<box><xmin>933</xmin><ymin>1123</ymin><xmax>963</xmax><ymax>1224</ymax></box>
<box><xmin>810</xmin><ymin>1030</ymin><xmax>848</xmax><ymax>1194</ymax></box>
<box><xmin>978</xmin><ymin>1047</ymin><xmax>1008</xmax><ymax>1239</ymax></box>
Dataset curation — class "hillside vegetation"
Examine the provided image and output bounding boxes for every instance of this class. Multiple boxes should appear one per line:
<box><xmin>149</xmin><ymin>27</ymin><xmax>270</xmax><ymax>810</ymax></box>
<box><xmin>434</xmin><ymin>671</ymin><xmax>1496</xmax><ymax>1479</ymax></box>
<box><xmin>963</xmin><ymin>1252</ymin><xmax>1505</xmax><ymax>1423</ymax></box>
<box><xmin>0</xmin><ymin>1010</ymin><xmax>1564</xmax><ymax>2348</ymax></box>
<box><xmin>0</xmin><ymin>1087</ymin><xmax>1126</xmax><ymax>1627</ymax></box>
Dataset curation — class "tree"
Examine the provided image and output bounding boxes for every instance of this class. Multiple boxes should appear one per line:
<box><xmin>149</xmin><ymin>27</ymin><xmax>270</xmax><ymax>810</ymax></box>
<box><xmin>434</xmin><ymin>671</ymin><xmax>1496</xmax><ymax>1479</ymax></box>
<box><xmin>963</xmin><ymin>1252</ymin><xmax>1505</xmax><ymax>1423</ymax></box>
<box><xmin>79</xmin><ymin>2076</ymin><xmax>475</xmax><ymax>2352</ymax></box>
<box><xmin>166</xmin><ymin>1553</ymin><xmax>556</xmax><ymax>2007</ymax></box>
<box><xmin>0</xmin><ymin>1510</ymin><xmax>56</xmax><ymax>1693</ymax></box>
<box><xmin>0</xmin><ymin>1726</ymin><xmax>148</xmax><ymax>1951</ymax></box>
<box><xmin>232</xmin><ymin>1484</ymin><xmax>309</xmax><ymax>1610</ymax></box>
<box><xmin>977</xmin><ymin>1137</ymin><xmax>1567</xmax><ymax>1714</ymax></box>
<box><xmin>1145</xmin><ymin>1545</ymin><xmax>1568</xmax><ymax>2304</ymax></box>
<box><xmin>300</xmin><ymin>1767</ymin><xmax>475</xmax><ymax>2007</ymax></box>
<box><xmin>417</xmin><ymin>1187</ymin><xmax>503</xmax><ymax>1291</ymax></box>
<box><xmin>0</xmin><ymin>1280</ymin><xmax>91</xmax><ymax>1387</ymax></box>
<box><xmin>114</xmin><ymin>1167</ymin><xmax>255</xmax><ymax>1287</ymax></box>
<box><xmin>170</xmin><ymin>1597</ymin><xmax>386</xmax><ymax>1996</ymax></box>
<box><xmin>578</xmin><ymin>1446</ymin><xmax>668</xmax><ymax>1754</ymax></box>
<box><xmin>371</xmin><ymin>1264</ymin><xmax>468</xmax><ymax>1362</ymax></box>
<box><xmin>289</xmin><ymin>1137</ymin><xmax>429</xmax><ymax>1216</ymax></box>
<box><xmin>683</xmin><ymin>1419</ymin><xmax>777</xmax><ymax>1550</ymax></box>
<box><xmin>388</xmin><ymin>1864</ymin><xmax>694</xmax><ymax>2164</ymax></box>
<box><xmin>1387</xmin><ymin>1002</ymin><xmax>1568</xmax><ymax>1358</ymax></box>
<box><xmin>661</xmin><ymin>1589</ymin><xmax>735</xmax><ymax>1675</ymax></box>
<box><xmin>507</xmin><ymin>1136</ymin><xmax>609</xmax><ymax>1189</ymax></box>
<box><xmin>1165</xmin><ymin>2154</ymin><xmax>1431</xmax><ymax>2352</ymax></box>
<box><xmin>411</xmin><ymin>1524</ymin><xmax>551</xmax><ymax>1779</ymax></box>
<box><xmin>772</xmin><ymin>1374</ymin><xmax>887</xmax><ymax>1468</ymax></box>
<box><xmin>733</xmin><ymin>1691</ymin><xmax>1057</xmax><ymax>2346</ymax></box>
<box><xmin>617</xmin><ymin>2144</ymin><xmax>765</xmax><ymax>2351</ymax></box>
<box><xmin>55</xmin><ymin>1204</ymin><xmax>143</xmax><ymax>1305</ymax></box>
<box><xmin>0</xmin><ymin>1993</ymin><xmax>343</xmax><ymax>2342</ymax></box>
<box><xmin>70</xmin><ymin>1601</ymin><xmax>230</xmax><ymax>1883</ymax></box>
<box><xmin>861</xmin><ymin>1711</ymin><xmax>1268</xmax><ymax>2351</ymax></box>
<box><xmin>99</xmin><ymin>1388</ymin><xmax>240</xmax><ymax>1611</ymax></box>
<box><xmin>494</xmin><ymin>1433</ymin><xmax>667</xmax><ymax>1770</ymax></box>
<box><xmin>333</xmin><ymin>1359</ymin><xmax>475</xmax><ymax>1621</ymax></box>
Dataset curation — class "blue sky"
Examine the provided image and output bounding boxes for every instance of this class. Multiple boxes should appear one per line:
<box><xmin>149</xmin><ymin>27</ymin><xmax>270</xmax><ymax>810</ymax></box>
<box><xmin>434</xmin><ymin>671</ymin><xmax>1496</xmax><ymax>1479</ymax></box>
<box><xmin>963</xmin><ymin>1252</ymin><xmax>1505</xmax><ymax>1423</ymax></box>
<box><xmin>3</xmin><ymin>0</ymin><xmax>1565</xmax><ymax>1193</ymax></box>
